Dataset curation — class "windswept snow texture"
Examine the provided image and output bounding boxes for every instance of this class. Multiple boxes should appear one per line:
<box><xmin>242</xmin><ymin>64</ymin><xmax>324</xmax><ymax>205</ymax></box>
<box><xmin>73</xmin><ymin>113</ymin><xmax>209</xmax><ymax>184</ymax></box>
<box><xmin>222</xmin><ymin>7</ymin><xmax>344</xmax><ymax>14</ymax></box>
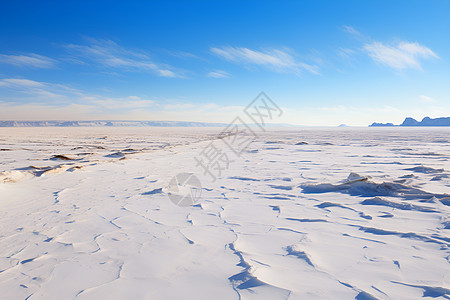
<box><xmin>0</xmin><ymin>127</ymin><xmax>449</xmax><ymax>300</ymax></box>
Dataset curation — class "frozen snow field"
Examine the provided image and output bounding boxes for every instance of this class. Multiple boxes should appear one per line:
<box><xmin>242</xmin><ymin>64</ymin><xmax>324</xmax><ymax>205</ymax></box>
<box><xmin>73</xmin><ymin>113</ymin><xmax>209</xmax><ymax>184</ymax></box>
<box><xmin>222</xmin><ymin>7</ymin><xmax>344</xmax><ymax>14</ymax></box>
<box><xmin>0</xmin><ymin>127</ymin><xmax>449</xmax><ymax>300</ymax></box>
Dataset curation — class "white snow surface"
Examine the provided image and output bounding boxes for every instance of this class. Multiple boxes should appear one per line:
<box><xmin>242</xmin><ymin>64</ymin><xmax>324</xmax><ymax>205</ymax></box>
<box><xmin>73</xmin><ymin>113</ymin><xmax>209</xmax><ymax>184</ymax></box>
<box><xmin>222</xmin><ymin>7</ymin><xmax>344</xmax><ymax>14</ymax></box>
<box><xmin>0</xmin><ymin>127</ymin><xmax>449</xmax><ymax>300</ymax></box>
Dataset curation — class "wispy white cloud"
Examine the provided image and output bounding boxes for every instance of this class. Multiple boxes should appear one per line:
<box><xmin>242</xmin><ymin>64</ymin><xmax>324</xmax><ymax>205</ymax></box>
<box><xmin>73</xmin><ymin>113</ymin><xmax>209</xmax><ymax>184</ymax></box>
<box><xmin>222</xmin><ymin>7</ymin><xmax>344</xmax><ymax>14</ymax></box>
<box><xmin>340</xmin><ymin>25</ymin><xmax>438</xmax><ymax>71</ymax></box>
<box><xmin>336</xmin><ymin>47</ymin><xmax>357</xmax><ymax>60</ymax></box>
<box><xmin>0</xmin><ymin>99</ymin><xmax>247</xmax><ymax>122</ymax></box>
<box><xmin>163</xmin><ymin>103</ymin><xmax>198</xmax><ymax>110</ymax></box>
<box><xmin>0</xmin><ymin>53</ymin><xmax>56</xmax><ymax>68</ymax></box>
<box><xmin>364</xmin><ymin>41</ymin><xmax>438</xmax><ymax>70</ymax></box>
<box><xmin>166</xmin><ymin>50</ymin><xmax>202</xmax><ymax>60</ymax></box>
<box><xmin>207</xmin><ymin>70</ymin><xmax>230</xmax><ymax>78</ymax></box>
<box><xmin>0</xmin><ymin>77</ymin><xmax>245</xmax><ymax>122</ymax></box>
<box><xmin>0</xmin><ymin>78</ymin><xmax>45</xmax><ymax>87</ymax></box>
<box><xmin>0</xmin><ymin>77</ymin><xmax>159</xmax><ymax>112</ymax></box>
<box><xmin>418</xmin><ymin>94</ymin><xmax>436</xmax><ymax>103</ymax></box>
<box><xmin>210</xmin><ymin>46</ymin><xmax>319</xmax><ymax>75</ymax></box>
<box><xmin>341</xmin><ymin>25</ymin><xmax>363</xmax><ymax>37</ymax></box>
<box><xmin>341</xmin><ymin>25</ymin><xmax>371</xmax><ymax>43</ymax></box>
<box><xmin>0</xmin><ymin>102</ymin><xmax>96</xmax><ymax>120</ymax></box>
<box><xmin>91</xmin><ymin>96</ymin><xmax>155</xmax><ymax>109</ymax></box>
<box><xmin>0</xmin><ymin>78</ymin><xmax>84</xmax><ymax>100</ymax></box>
<box><xmin>63</xmin><ymin>38</ymin><xmax>182</xmax><ymax>78</ymax></box>
<box><xmin>162</xmin><ymin>102</ymin><xmax>228</xmax><ymax>112</ymax></box>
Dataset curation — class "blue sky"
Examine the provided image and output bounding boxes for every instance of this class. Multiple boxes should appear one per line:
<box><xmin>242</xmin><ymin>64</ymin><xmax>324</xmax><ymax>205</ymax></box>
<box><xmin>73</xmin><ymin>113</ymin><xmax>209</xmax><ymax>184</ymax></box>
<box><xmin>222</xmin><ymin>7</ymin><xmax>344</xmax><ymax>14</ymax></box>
<box><xmin>0</xmin><ymin>0</ymin><xmax>449</xmax><ymax>125</ymax></box>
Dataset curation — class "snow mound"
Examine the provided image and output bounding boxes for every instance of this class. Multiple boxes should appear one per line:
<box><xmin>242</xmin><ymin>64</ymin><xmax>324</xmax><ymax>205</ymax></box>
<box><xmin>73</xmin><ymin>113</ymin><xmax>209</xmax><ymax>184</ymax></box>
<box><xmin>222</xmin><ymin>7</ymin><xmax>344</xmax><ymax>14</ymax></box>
<box><xmin>301</xmin><ymin>173</ymin><xmax>449</xmax><ymax>200</ymax></box>
<box><xmin>0</xmin><ymin>170</ymin><xmax>33</xmax><ymax>183</ymax></box>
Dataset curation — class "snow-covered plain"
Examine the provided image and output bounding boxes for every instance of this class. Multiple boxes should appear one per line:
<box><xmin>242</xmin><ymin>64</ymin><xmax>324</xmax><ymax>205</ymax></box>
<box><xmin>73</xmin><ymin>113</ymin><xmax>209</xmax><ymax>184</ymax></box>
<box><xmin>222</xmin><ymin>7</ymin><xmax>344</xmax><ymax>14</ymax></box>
<box><xmin>0</xmin><ymin>127</ymin><xmax>449</xmax><ymax>300</ymax></box>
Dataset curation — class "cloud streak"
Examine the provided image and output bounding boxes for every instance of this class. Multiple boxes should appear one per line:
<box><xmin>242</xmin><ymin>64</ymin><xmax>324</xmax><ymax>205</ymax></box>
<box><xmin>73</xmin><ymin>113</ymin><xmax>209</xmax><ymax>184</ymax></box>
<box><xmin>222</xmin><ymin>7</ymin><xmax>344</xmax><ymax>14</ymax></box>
<box><xmin>0</xmin><ymin>77</ymin><xmax>154</xmax><ymax>110</ymax></box>
<box><xmin>363</xmin><ymin>41</ymin><xmax>438</xmax><ymax>70</ymax></box>
<box><xmin>64</xmin><ymin>38</ymin><xmax>182</xmax><ymax>78</ymax></box>
<box><xmin>210</xmin><ymin>46</ymin><xmax>319</xmax><ymax>75</ymax></box>
<box><xmin>418</xmin><ymin>94</ymin><xmax>436</xmax><ymax>103</ymax></box>
<box><xmin>340</xmin><ymin>25</ymin><xmax>438</xmax><ymax>71</ymax></box>
<box><xmin>0</xmin><ymin>53</ymin><xmax>56</xmax><ymax>68</ymax></box>
<box><xmin>341</xmin><ymin>25</ymin><xmax>365</xmax><ymax>40</ymax></box>
<box><xmin>0</xmin><ymin>77</ymin><xmax>87</xmax><ymax>101</ymax></box>
<box><xmin>207</xmin><ymin>70</ymin><xmax>230</xmax><ymax>78</ymax></box>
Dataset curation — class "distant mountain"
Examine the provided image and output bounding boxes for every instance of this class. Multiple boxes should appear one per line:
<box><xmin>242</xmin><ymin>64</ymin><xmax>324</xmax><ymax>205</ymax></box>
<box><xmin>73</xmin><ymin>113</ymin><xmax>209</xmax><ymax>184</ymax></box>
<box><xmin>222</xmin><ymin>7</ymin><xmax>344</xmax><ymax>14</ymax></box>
<box><xmin>400</xmin><ymin>117</ymin><xmax>419</xmax><ymax>126</ymax></box>
<box><xmin>401</xmin><ymin>116</ymin><xmax>450</xmax><ymax>126</ymax></box>
<box><xmin>369</xmin><ymin>117</ymin><xmax>450</xmax><ymax>127</ymax></box>
<box><xmin>369</xmin><ymin>122</ymin><xmax>395</xmax><ymax>127</ymax></box>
